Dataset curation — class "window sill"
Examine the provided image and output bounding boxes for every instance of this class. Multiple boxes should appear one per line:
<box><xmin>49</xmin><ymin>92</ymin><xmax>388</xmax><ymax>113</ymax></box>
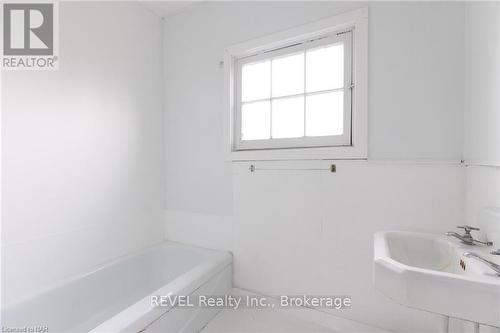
<box><xmin>226</xmin><ymin>145</ymin><xmax>367</xmax><ymax>161</ymax></box>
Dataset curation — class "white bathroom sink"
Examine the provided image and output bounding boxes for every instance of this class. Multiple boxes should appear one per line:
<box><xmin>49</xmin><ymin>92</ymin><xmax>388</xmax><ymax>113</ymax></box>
<box><xmin>373</xmin><ymin>231</ymin><xmax>500</xmax><ymax>327</ymax></box>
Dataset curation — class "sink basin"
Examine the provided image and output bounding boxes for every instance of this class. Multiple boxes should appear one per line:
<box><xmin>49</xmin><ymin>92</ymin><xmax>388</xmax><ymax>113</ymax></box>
<box><xmin>374</xmin><ymin>231</ymin><xmax>500</xmax><ymax>327</ymax></box>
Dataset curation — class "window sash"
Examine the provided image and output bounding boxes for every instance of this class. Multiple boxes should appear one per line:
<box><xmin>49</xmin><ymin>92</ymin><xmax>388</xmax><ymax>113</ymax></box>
<box><xmin>234</xmin><ymin>31</ymin><xmax>353</xmax><ymax>151</ymax></box>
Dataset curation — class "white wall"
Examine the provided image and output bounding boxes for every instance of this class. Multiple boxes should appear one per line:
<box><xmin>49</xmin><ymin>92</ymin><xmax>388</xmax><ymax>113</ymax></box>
<box><xmin>163</xmin><ymin>2</ymin><xmax>466</xmax><ymax>332</ymax></box>
<box><xmin>1</xmin><ymin>2</ymin><xmax>164</xmax><ymax>306</ymax></box>
<box><xmin>464</xmin><ymin>2</ymin><xmax>500</xmax><ymax>231</ymax></box>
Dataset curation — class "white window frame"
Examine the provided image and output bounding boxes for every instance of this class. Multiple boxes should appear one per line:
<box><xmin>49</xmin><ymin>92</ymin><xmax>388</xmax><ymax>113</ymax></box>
<box><xmin>223</xmin><ymin>8</ymin><xmax>368</xmax><ymax>161</ymax></box>
<box><xmin>235</xmin><ymin>32</ymin><xmax>353</xmax><ymax>150</ymax></box>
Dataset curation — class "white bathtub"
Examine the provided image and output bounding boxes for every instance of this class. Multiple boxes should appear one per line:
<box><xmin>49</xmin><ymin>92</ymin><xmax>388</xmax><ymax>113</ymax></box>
<box><xmin>1</xmin><ymin>242</ymin><xmax>232</xmax><ymax>333</ymax></box>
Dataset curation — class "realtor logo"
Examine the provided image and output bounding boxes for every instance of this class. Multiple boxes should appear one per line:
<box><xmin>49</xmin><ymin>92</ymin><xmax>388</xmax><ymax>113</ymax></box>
<box><xmin>2</xmin><ymin>2</ymin><xmax>58</xmax><ymax>70</ymax></box>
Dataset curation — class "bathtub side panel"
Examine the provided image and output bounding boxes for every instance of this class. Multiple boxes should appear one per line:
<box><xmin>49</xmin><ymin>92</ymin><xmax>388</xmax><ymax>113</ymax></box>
<box><xmin>142</xmin><ymin>265</ymin><xmax>232</xmax><ymax>333</ymax></box>
<box><xmin>90</xmin><ymin>249</ymin><xmax>232</xmax><ymax>333</ymax></box>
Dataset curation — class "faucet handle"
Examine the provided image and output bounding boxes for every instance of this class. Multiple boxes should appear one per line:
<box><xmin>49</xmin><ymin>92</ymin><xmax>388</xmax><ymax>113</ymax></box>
<box><xmin>457</xmin><ymin>225</ymin><xmax>480</xmax><ymax>233</ymax></box>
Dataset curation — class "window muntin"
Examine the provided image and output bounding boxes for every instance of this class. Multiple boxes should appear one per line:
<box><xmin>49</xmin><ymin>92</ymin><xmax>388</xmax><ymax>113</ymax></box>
<box><xmin>234</xmin><ymin>31</ymin><xmax>352</xmax><ymax>151</ymax></box>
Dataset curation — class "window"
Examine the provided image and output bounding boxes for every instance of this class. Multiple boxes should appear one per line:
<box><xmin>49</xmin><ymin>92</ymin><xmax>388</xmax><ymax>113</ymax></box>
<box><xmin>224</xmin><ymin>8</ymin><xmax>368</xmax><ymax>160</ymax></box>
<box><xmin>236</xmin><ymin>32</ymin><xmax>352</xmax><ymax>150</ymax></box>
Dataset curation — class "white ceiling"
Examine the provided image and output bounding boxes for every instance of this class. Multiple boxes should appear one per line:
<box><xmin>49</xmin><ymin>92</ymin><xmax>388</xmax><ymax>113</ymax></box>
<box><xmin>140</xmin><ymin>1</ymin><xmax>199</xmax><ymax>18</ymax></box>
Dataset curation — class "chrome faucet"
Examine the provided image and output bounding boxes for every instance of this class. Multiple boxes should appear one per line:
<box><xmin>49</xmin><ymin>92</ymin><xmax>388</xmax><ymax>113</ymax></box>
<box><xmin>445</xmin><ymin>225</ymin><xmax>493</xmax><ymax>246</ymax></box>
<box><xmin>463</xmin><ymin>252</ymin><xmax>500</xmax><ymax>275</ymax></box>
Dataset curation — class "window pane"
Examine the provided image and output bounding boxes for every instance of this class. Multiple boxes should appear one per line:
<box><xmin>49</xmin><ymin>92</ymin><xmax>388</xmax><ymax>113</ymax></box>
<box><xmin>241</xmin><ymin>101</ymin><xmax>271</xmax><ymax>140</ymax></box>
<box><xmin>305</xmin><ymin>91</ymin><xmax>343</xmax><ymax>136</ymax></box>
<box><xmin>306</xmin><ymin>43</ymin><xmax>344</xmax><ymax>93</ymax></box>
<box><xmin>272</xmin><ymin>52</ymin><xmax>304</xmax><ymax>98</ymax></box>
<box><xmin>241</xmin><ymin>60</ymin><xmax>271</xmax><ymax>102</ymax></box>
<box><xmin>272</xmin><ymin>96</ymin><xmax>304</xmax><ymax>139</ymax></box>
